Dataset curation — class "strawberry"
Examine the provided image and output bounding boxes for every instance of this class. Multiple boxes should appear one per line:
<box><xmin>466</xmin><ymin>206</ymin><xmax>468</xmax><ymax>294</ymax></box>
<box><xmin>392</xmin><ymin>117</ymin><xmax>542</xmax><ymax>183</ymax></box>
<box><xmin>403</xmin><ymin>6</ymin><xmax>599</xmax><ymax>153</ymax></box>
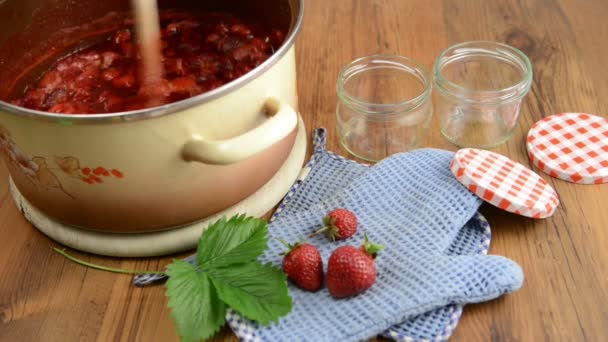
<box><xmin>279</xmin><ymin>240</ymin><xmax>324</xmax><ymax>292</ymax></box>
<box><xmin>326</xmin><ymin>235</ymin><xmax>383</xmax><ymax>298</ymax></box>
<box><xmin>310</xmin><ymin>208</ymin><xmax>358</xmax><ymax>241</ymax></box>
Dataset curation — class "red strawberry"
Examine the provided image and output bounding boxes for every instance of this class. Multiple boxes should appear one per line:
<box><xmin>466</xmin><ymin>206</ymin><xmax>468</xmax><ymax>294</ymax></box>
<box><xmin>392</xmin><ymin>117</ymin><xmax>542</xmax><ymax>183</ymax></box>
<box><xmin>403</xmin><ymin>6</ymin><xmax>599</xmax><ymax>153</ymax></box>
<box><xmin>279</xmin><ymin>240</ymin><xmax>324</xmax><ymax>292</ymax></box>
<box><xmin>310</xmin><ymin>208</ymin><xmax>358</xmax><ymax>241</ymax></box>
<box><xmin>326</xmin><ymin>235</ymin><xmax>383</xmax><ymax>298</ymax></box>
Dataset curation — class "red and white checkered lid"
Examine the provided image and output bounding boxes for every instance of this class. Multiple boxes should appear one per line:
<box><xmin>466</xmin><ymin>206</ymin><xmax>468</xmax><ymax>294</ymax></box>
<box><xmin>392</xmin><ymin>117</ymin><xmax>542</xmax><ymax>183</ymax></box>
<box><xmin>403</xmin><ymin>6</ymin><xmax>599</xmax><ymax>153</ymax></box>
<box><xmin>451</xmin><ymin>148</ymin><xmax>559</xmax><ymax>218</ymax></box>
<box><xmin>526</xmin><ymin>113</ymin><xmax>608</xmax><ymax>184</ymax></box>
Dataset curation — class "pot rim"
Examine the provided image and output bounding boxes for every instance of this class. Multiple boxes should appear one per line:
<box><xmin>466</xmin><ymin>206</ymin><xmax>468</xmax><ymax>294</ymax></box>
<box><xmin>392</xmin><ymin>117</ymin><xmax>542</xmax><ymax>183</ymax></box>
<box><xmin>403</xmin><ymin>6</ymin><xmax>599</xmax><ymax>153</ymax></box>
<box><xmin>0</xmin><ymin>0</ymin><xmax>304</xmax><ymax>124</ymax></box>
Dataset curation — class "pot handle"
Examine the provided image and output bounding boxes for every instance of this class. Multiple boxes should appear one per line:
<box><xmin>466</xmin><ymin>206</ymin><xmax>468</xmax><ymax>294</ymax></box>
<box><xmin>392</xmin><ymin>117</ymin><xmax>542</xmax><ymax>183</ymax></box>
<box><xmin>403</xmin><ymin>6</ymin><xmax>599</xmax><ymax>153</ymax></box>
<box><xmin>181</xmin><ymin>98</ymin><xmax>298</xmax><ymax>165</ymax></box>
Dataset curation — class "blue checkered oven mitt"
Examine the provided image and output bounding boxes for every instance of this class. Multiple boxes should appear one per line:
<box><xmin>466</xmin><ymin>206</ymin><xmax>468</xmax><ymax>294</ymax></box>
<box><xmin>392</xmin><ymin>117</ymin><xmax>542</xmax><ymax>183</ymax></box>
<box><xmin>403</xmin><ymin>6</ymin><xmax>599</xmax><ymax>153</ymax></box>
<box><xmin>134</xmin><ymin>128</ymin><xmax>523</xmax><ymax>341</ymax></box>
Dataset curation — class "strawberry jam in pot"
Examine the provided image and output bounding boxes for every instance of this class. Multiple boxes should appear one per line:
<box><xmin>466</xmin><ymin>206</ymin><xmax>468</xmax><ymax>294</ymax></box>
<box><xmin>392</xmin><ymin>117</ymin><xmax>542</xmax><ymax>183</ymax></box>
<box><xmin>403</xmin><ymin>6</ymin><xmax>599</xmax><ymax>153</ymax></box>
<box><xmin>10</xmin><ymin>11</ymin><xmax>286</xmax><ymax>114</ymax></box>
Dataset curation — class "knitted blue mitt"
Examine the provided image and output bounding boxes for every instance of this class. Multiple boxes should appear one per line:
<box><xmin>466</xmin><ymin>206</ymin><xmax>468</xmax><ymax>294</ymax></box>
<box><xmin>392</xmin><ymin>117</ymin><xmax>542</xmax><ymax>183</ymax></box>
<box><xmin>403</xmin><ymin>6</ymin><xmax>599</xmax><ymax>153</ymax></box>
<box><xmin>134</xmin><ymin>128</ymin><xmax>523</xmax><ymax>341</ymax></box>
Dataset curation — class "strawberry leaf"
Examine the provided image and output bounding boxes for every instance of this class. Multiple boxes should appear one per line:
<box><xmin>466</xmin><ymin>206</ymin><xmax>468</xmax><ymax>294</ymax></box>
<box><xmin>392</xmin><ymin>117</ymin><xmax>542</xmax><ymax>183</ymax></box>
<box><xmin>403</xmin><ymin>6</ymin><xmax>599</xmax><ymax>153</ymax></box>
<box><xmin>165</xmin><ymin>260</ymin><xmax>226</xmax><ymax>342</ymax></box>
<box><xmin>197</xmin><ymin>215</ymin><xmax>268</xmax><ymax>269</ymax></box>
<box><xmin>208</xmin><ymin>262</ymin><xmax>292</xmax><ymax>325</ymax></box>
<box><xmin>165</xmin><ymin>215</ymin><xmax>292</xmax><ymax>339</ymax></box>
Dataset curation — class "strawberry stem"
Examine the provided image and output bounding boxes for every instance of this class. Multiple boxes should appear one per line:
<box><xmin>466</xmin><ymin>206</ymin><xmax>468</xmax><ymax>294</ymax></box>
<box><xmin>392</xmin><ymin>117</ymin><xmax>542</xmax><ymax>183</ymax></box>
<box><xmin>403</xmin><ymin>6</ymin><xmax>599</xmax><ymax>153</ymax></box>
<box><xmin>276</xmin><ymin>238</ymin><xmax>303</xmax><ymax>256</ymax></box>
<box><xmin>362</xmin><ymin>234</ymin><xmax>384</xmax><ymax>258</ymax></box>
<box><xmin>52</xmin><ymin>247</ymin><xmax>166</xmax><ymax>275</ymax></box>
<box><xmin>276</xmin><ymin>238</ymin><xmax>292</xmax><ymax>249</ymax></box>
<box><xmin>310</xmin><ymin>215</ymin><xmax>338</xmax><ymax>238</ymax></box>
<box><xmin>308</xmin><ymin>226</ymin><xmax>330</xmax><ymax>238</ymax></box>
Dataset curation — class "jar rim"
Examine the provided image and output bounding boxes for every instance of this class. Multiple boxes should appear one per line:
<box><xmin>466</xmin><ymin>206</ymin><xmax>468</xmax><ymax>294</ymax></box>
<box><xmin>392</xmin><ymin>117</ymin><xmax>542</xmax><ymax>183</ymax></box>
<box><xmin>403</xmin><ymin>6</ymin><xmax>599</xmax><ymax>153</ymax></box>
<box><xmin>336</xmin><ymin>54</ymin><xmax>432</xmax><ymax>116</ymax></box>
<box><xmin>433</xmin><ymin>41</ymin><xmax>533</xmax><ymax>104</ymax></box>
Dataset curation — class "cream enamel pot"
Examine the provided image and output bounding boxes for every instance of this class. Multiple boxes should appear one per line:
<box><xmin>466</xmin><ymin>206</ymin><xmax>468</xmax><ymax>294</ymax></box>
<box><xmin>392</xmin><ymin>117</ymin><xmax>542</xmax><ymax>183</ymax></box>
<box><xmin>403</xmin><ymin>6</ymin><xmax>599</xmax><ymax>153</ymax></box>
<box><xmin>0</xmin><ymin>0</ymin><xmax>304</xmax><ymax>232</ymax></box>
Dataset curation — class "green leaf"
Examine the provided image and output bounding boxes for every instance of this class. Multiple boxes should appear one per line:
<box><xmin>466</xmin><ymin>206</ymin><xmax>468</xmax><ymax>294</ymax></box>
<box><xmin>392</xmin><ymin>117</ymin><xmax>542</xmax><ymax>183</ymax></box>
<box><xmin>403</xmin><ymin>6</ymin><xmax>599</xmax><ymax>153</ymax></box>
<box><xmin>164</xmin><ymin>215</ymin><xmax>293</xmax><ymax>340</ymax></box>
<box><xmin>197</xmin><ymin>215</ymin><xmax>268</xmax><ymax>269</ymax></box>
<box><xmin>208</xmin><ymin>262</ymin><xmax>292</xmax><ymax>325</ymax></box>
<box><xmin>165</xmin><ymin>260</ymin><xmax>226</xmax><ymax>342</ymax></box>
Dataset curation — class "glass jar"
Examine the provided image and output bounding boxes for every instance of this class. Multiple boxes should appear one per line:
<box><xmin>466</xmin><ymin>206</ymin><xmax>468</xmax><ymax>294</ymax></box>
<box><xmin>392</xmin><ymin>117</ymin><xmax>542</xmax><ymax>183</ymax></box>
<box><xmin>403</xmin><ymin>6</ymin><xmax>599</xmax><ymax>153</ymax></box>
<box><xmin>433</xmin><ymin>41</ymin><xmax>533</xmax><ymax>148</ymax></box>
<box><xmin>336</xmin><ymin>55</ymin><xmax>432</xmax><ymax>162</ymax></box>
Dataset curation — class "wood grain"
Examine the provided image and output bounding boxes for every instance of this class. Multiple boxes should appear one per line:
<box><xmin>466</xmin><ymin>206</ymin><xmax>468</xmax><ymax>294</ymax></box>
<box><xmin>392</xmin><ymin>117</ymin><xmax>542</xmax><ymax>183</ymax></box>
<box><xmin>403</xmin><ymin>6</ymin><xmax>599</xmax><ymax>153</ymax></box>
<box><xmin>1</xmin><ymin>0</ymin><xmax>607</xmax><ymax>341</ymax></box>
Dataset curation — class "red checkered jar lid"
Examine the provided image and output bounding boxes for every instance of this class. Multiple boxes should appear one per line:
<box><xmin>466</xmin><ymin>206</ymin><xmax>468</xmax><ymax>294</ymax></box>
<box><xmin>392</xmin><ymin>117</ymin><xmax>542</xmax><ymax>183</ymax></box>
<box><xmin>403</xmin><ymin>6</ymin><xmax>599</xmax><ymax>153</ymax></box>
<box><xmin>526</xmin><ymin>113</ymin><xmax>608</xmax><ymax>184</ymax></box>
<box><xmin>451</xmin><ymin>148</ymin><xmax>560</xmax><ymax>218</ymax></box>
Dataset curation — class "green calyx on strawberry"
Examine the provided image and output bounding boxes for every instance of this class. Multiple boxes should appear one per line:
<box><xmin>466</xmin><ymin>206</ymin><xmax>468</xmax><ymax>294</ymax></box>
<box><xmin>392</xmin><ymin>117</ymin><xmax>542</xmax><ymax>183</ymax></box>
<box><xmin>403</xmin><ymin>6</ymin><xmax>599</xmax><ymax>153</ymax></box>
<box><xmin>278</xmin><ymin>238</ymin><xmax>324</xmax><ymax>292</ymax></box>
<box><xmin>310</xmin><ymin>208</ymin><xmax>358</xmax><ymax>241</ymax></box>
<box><xmin>326</xmin><ymin>234</ymin><xmax>384</xmax><ymax>299</ymax></box>
<box><xmin>361</xmin><ymin>233</ymin><xmax>383</xmax><ymax>259</ymax></box>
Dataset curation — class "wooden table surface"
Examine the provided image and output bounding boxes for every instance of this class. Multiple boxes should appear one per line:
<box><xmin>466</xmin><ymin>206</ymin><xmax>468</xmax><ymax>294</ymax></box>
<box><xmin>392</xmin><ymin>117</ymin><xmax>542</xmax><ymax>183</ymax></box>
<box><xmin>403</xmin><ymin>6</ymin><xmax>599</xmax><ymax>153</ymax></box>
<box><xmin>1</xmin><ymin>0</ymin><xmax>608</xmax><ymax>341</ymax></box>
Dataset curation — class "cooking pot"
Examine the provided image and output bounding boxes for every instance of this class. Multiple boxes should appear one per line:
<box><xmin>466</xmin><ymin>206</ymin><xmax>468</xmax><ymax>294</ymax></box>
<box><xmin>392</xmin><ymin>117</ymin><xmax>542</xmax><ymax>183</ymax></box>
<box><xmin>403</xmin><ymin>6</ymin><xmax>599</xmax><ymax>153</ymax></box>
<box><xmin>0</xmin><ymin>0</ymin><xmax>304</xmax><ymax>232</ymax></box>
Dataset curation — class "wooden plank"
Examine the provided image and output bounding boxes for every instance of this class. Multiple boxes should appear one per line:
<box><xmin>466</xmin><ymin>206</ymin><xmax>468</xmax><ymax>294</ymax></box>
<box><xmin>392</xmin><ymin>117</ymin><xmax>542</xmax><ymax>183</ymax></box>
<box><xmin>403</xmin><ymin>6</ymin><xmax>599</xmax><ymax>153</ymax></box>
<box><xmin>441</xmin><ymin>1</ymin><xmax>608</xmax><ymax>341</ymax></box>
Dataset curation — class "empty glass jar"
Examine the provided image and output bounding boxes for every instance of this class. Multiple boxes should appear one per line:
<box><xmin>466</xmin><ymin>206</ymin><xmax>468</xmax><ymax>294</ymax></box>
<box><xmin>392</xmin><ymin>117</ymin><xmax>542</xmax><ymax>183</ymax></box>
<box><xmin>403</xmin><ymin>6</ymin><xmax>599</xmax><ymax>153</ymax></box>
<box><xmin>336</xmin><ymin>55</ymin><xmax>432</xmax><ymax>162</ymax></box>
<box><xmin>433</xmin><ymin>41</ymin><xmax>533</xmax><ymax>148</ymax></box>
